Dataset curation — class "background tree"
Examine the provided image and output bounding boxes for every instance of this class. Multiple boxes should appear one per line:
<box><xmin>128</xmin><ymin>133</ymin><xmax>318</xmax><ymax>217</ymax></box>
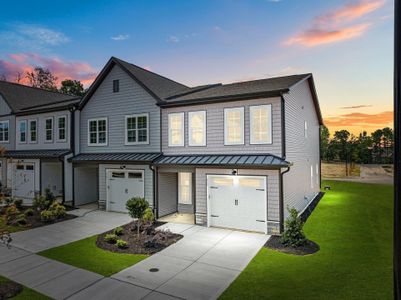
<box><xmin>26</xmin><ymin>67</ymin><xmax>58</xmax><ymax>91</ymax></box>
<box><xmin>320</xmin><ymin>125</ymin><xmax>330</xmax><ymax>161</ymax></box>
<box><xmin>59</xmin><ymin>79</ymin><xmax>85</xmax><ymax>96</ymax></box>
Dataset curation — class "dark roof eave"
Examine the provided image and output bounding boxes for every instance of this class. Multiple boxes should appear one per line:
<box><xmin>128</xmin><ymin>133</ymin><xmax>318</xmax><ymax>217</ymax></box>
<box><xmin>153</xmin><ymin>162</ymin><xmax>289</xmax><ymax>169</ymax></box>
<box><xmin>70</xmin><ymin>159</ymin><xmax>154</xmax><ymax>164</ymax></box>
<box><xmin>158</xmin><ymin>89</ymin><xmax>289</xmax><ymax>107</ymax></box>
<box><xmin>16</xmin><ymin>104</ymin><xmax>79</xmax><ymax>116</ymax></box>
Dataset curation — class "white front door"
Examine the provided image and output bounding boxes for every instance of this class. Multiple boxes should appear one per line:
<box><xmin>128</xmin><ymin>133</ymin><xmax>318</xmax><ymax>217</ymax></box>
<box><xmin>207</xmin><ymin>175</ymin><xmax>267</xmax><ymax>233</ymax></box>
<box><xmin>13</xmin><ymin>163</ymin><xmax>36</xmax><ymax>199</ymax></box>
<box><xmin>107</xmin><ymin>170</ymin><xmax>144</xmax><ymax>213</ymax></box>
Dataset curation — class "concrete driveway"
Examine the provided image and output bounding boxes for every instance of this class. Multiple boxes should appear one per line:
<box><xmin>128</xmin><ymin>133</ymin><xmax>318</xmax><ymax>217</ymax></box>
<box><xmin>10</xmin><ymin>209</ymin><xmax>132</xmax><ymax>252</ymax></box>
<box><xmin>109</xmin><ymin>223</ymin><xmax>270</xmax><ymax>300</ymax></box>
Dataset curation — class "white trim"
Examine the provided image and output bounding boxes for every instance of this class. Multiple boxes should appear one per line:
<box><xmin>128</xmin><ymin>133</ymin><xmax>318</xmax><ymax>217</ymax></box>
<box><xmin>28</xmin><ymin>119</ymin><xmax>38</xmax><ymax>144</ymax></box>
<box><xmin>224</xmin><ymin>107</ymin><xmax>244</xmax><ymax>145</ymax></box>
<box><xmin>56</xmin><ymin>115</ymin><xmax>67</xmax><ymax>142</ymax></box>
<box><xmin>18</xmin><ymin>119</ymin><xmax>27</xmax><ymax>144</ymax></box>
<box><xmin>44</xmin><ymin>117</ymin><xmax>54</xmax><ymax>143</ymax></box>
<box><xmin>249</xmin><ymin>104</ymin><xmax>272</xmax><ymax>145</ymax></box>
<box><xmin>87</xmin><ymin>117</ymin><xmax>108</xmax><ymax>146</ymax></box>
<box><xmin>0</xmin><ymin>120</ymin><xmax>10</xmax><ymax>143</ymax></box>
<box><xmin>178</xmin><ymin>172</ymin><xmax>192</xmax><ymax>205</ymax></box>
<box><xmin>124</xmin><ymin>113</ymin><xmax>150</xmax><ymax>145</ymax></box>
<box><xmin>188</xmin><ymin>111</ymin><xmax>206</xmax><ymax>147</ymax></box>
<box><xmin>168</xmin><ymin>112</ymin><xmax>184</xmax><ymax>147</ymax></box>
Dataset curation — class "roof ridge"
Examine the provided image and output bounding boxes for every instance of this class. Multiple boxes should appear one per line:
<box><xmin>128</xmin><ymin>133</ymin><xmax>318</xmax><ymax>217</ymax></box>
<box><xmin>221</xmin><ymin>73</ymin><xmax>312</xmax><ymax>86</ymax></box>
<box><xmin>0</xmin><ymin>80</ymin><xmax>77</xmax><ymax>98</ymax></box>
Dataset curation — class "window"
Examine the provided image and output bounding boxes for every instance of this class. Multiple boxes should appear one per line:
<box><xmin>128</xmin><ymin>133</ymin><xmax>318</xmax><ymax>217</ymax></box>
<box><xmin>57</xmin><ymin>116</ymin><xmax>67</xmax><ymax>142</ymax></box>
<box><xmin>224</xmin><ymin>107</ymin><xmax>244</xmax><ymax>145</ymax></box>
<box><xmin>19</xmin><ymin>120</ymin><xmax>27</xmax><ymax>143</ymax></box>
<box><xmin>168</xmin><ymin>112</ymin><xmax>184</xmax><ymax>147</ymax></box>
<box><xmin>128</xmin><ymin>172</ymin><xmax>143</xmax><ymax>179</ymax></box>
<box><xmin>29</xmin><ymin>120</ymin><xmax>37</xmax><ymax>143</ymax></box>
<box><xmin>304</xmin><ymin>121</ymin><xmax>308</xmax><ymax>138</ymax></box>
<box><xmin>26</xmin><ymin>165</ymin><xmax>34</xmax><ymax>171</ymax></box>
<box><xmin>188</xmin><ymin>111</ymin><xmax>206</xmax><ymax>146</ymax></box>
<box><xmin>125</xmin><ymin>114</ymin><xmax>149</xmax><ymax>145</ymax></box>
<box><xmin>0</xmin><ymin>120</ymin><xmax>9</xmax><ymax>142</ymax></box>
<box><xmin>113</xmin><ymin>80</ymin><xmax>119</xmax><ymax>93</ymax></box>
<box><xmin>88</xmin><ymin>118</ymin><xmax>107</xmax><ymax>146</ymax></box>
<box><xmin>179</xmin><ymin>172</ymin><xmax>192</xmax><ymax>205</ymax></box>
<box><xmin>250</xmin><ymin>105</ymin><xmax>272</xmax><ymax>144</ymax></box>
<box><xmin>45</xmin><ymin>117</ymin><xmax>53</xmax><ymax>142</ymax></box>
<box><xmin>16</xmin><ymin>165</ymin><xmax>24</xmax><ymax>170</ymax></box>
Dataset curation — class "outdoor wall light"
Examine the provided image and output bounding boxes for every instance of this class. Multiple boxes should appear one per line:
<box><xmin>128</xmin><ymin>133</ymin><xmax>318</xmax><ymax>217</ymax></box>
<box><xmin>231</xmin><ymin>169</ymin><xmax>237</xmax><ymax>175</ymax></box>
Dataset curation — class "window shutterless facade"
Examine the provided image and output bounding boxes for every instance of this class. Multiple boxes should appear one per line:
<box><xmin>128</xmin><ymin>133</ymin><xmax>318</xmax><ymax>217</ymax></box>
<box><xmin>19</xmin><ymin>120</ymin><xmax>27</xmax><ymax>143</ymax></box>
<box><xmin>113</xmin><ymin>80</ymin><xmax>119</xmax><ymax>93</ymax></box>
<box><xmin>57</xmin><ymin>116</ymin><xmax>67</xmax><ymax>142</ymax></box>
<box><xmin>29</xmin><ymin>119</ymin><xmax>37</xmax><ymax>143</ymax></box>
<box><xmin>188</xmin><ymin>111</ymin><xmax>206</xmax><ymax>146</ymax></box>
<box><xmin>224</xmin><ymin>107</ymin><xmax>244</xmax><ymax>145</ymax></box>
<box><xmin>168</xmin><ymin>112</ymin><xmax>184</xmax><ymax>147</ymax></box>
<box><xmin>125</xmin><ymin>113</ymin><xmax>149</xmax><ymax>145</ymax></box>
<box><xmin>250</xmin><ymin>104</ymin><xmax>272</xmax><ymax>144</ymax></box>
<box><xmin>45</xmin><ymin>117</ymin><xmax>53</xmax><ymax>142</ymax></box>
<box><xmin>0</xmin><ymin>120</ymin><xmax>9</xmax><ymax>143</ymax></box>
<box><xmin>88</xmin><ymin>118</ymin><xmax>107</xmax><ymax>146</ymax></box>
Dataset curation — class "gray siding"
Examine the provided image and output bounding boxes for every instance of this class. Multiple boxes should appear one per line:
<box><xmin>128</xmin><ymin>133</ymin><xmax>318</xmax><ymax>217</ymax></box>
<box><xmin>74</xmin><ymin>165</ymin><xmax>98</xmax><ymax>205</ymax></box>
<box><xmin>0</xmin><ymin>115</ymin><xmax>15</xmax><ymax>151</ymax></box>
<box><xmin>195</xmin><ymin>168</ymin><xmax>280</xmax><ymax>228</ymax></box>
<box><xmin>80</xmin><ymin>65</ymin><xmax>161</xmax><ymax>153</ymax></box>
<box><xmin>283</xmin><ymin>80</ymin><xmax>320</xmax><ymax>216</ymax></box>
<box><xmin>41</xmin><ymin>161</ymin><xmax>62</xmax><ymax>197</ymax></box>
<box><xmin>98</xmin><ymin>164</ymin><xmax>153</xmax><ymax>209</ymax></box>
<box><xmin>15</xmin><ymin>110</ymin><xmax>71</xmax><ymax>150</ymax></box>
<box><xmin>161</xmin><ymin>97</ymin><xmax>282</xmax><ymax>156</ymax></box>
<box><xmin>158</xmin><ymin>172</ymin><xmax>178</xmax><ymax>217</ymax></box>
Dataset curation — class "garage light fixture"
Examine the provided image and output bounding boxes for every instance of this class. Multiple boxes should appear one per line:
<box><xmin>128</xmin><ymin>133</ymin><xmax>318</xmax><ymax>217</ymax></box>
<box><xmin>120</xmin><ymin>165</ymin><xmax>126</xmax><ymax>169</ymax></box>
<box><xmin>231</xmin><ymin>169</ymin><xmax>238</xmax><ymax>176</ymax></box>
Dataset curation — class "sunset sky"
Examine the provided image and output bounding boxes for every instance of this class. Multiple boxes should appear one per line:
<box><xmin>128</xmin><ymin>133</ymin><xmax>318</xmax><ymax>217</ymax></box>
<box><xmin>0</xmin><ymin>0</ymin><xmax>394</xmax><ymax>136</ymax></box>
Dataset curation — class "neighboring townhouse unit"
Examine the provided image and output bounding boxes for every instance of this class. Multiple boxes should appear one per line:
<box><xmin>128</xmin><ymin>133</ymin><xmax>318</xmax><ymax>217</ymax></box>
<box><xmin>71</xmin><ymin>56</ymin><xmax>322</xmax><ymax>234</ymax></box>
<box><xmin>0</xmin><ymin>81</ymin><xmax>80</xmax><ymax>203</ymax></box>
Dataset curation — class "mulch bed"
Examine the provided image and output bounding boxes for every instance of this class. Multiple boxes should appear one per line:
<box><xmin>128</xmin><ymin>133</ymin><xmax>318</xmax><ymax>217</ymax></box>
<box><xmin>96</xmin><ymin>221</ymin><xmax>183</xmax><ymax>255</ymax></box>
<box><xmin>0</xmin><ymin>280</ymin><xmax>23</xmax><ymax>299</ymax></box>
<box><xmin>264</xmin><ymin>235</ymin><xmax>320</xmax><ymax>256</ymax></box>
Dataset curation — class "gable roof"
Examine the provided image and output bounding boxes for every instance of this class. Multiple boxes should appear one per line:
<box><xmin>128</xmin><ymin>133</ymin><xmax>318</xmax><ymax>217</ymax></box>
<box><xmin>0</xmin><ymin>80</ymin><xmax>80</xmax><ymax>114</ymax></box>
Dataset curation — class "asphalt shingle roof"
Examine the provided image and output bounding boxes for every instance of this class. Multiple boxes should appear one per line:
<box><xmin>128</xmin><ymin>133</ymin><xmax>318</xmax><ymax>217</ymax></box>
<box><xmin>0</xmin><ymin>81</ymin><xmax>80</xmax><ymax>113</ymax></box>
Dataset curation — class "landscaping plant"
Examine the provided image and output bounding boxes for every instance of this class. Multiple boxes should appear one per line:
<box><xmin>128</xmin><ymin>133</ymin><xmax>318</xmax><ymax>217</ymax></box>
<box><xmin>114</xmin><ymin>227</ymin><xmax>123</xmax><ymax>236</ymax></box>
<box><xmin>49</xmin><ymin>203</ymin><xmax>66</xmax><ymax>218</ymax></box>
<box><xmin>24</xmin><ymin>208</ymin><xmax>34</xmax><ymax>217</ymax></box>
<box><xmin>13</xmin><ymin>198</ymin><xmax>23</xmax><ymax>209</ymax></box>
<box><xmin>116</xmin><ymin>239</ymin><xmax>128</xmax><ymax>249</ymax></box>
<box><xmin>104</xmin><ymin>233</ymin><xmax>118</xmax><ymax>244</ymax></box>
<box><xmin>40</xmin><ymin>210</ymin><xmax>55</xmax><ymax>223</ymax></box>
<box><xmin>126</xmin><ymin>197</ymin><xmax>149</xmax><ymax>235</ymax></box>
<box><xmin>281</xmin><ymin>207</ymin><xmax>306</xmax><ymax>247</ymax></box>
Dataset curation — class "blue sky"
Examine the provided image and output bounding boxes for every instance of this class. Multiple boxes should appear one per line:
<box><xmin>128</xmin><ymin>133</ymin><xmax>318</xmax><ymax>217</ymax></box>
<box><xmin>0</xmin><ymin>0</ymin><xmax>394</xmax><ymax>134</ymax></box>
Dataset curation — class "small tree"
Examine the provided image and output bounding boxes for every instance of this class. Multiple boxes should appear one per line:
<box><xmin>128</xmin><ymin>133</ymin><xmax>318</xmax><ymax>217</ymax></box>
<box><xmin>281</xmin><ymin>207</ymin><xmax>306</xmax><ymax>247</ymax></box>
<box><xmin>126</xmin><ymin>197</ymin><xmax>149</xmax><ymax>235</ymax></box>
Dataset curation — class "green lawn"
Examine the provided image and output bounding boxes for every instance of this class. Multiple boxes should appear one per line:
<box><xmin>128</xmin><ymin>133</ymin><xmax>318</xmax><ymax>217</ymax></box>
<box><xmin>0</xmin><ymin>275</ymin><xmax>51</xmax><ymax>300</ymax></box>
<box><xmin>39</xmin><ymin>235</ymin><xmax>148</xmax><ymax>276</ymax></box>
<box><xmin>220</xmin><ymin>180</ymin><xmax>393</xmax><ymax>300</ymax></box>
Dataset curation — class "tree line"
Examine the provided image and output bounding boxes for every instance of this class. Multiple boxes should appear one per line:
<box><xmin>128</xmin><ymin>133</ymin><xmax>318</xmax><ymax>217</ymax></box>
<box><xmin>0</xmin><ymin>67</ymin><xmax>86</xmax><ymax>97</ymax></box>
<box><xmin>320</xmin><ymin>125</ymin><xmax>393</xmax><ymax>168</ymax></box>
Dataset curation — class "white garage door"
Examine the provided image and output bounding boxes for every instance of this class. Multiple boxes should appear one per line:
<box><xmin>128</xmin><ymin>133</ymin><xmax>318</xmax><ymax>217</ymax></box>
<box><xmin>13</xmin><ymin>163</ymin><xmax>36</xmax><ymax>200</ymax></box>
<box><xmin>207</xmin><ymin>175</ymin><xmax>267</xmax><ymax>233</ymax></box>
<box><xmin>107</xmin><ymin>169</ymin><xmax>144</xmax><ymax>213</ymax></box>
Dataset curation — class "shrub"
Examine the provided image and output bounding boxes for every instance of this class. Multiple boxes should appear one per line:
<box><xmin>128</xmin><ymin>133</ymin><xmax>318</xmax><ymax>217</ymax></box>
<box><xmin>114</xmin><ymin>226</ymin><xmax>123</xmax><ymax>236</ymax></box>
<box><xmin>126</xmin><ymin>197</ymin><xmax>149</xmax><ymax>235</ymax></box>
<box><xmin>15</xmin><ymin>214</ymin><xmax>27</xmax><ymax>225</ymax></box>
<box><xmin>33</xmin><ymin>195</ymin><xmax>52</xmax><ymax>212</ymax></box>
<box><xmin>104</xmin><ymin>233</ymin><xmax>118</xmax><ymax>244</ymax></box>
<box><xmin>143</xmin><ymin>207</ymin><xmax>155</xmax><ymax>224</ymax></box>
<box><xmin>49</xmin><ymin>203</ymin><xmax>66</xmax><ymax>219</ymax></box>
<box><xmin>40</xmin><ymin>210</ymin><xmax>55</xmax><ymax>223</ymax></box>
<box><xmin>4</xmin><ymin>197</ymin><xmax>13</xmax><ymax>207</ymax></box>
<box><xmin>280</xmin><ymin>207</ymin><xmax>306</xmax><ymax>247</ymax></box>
<box><xmin>24</xmin><ymin>208</ymin><xmax>34</xmax><ymax>217</ymax></box>
<box><xmin>116</xmin><ymin>239</ymin><xmax>128</xmax><ymax>249</ymax></box>
<box><xmin>45</xmin><ymin>188</ymin><xmax>55</xmax><ymax>203</ymax></box>
<box><xmin>13</xmin><ymin>198</ymin><xmax>23</xmax><ymax>209</ymax></box>
<box><xmin>4</xmin><ymin>205</ymin><xmax>20</xmax><ymax>225</ymax></box>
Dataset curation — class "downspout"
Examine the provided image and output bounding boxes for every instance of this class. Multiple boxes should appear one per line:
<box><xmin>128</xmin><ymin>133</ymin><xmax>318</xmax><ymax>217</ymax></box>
<box><xmin>59</xmin><ymin>154</ymin><xmax>66</xmax><ymax>205</ymax></box>
<box><xmin>279</xmin><ymin>166</ymin><xmax>291</xmax><ymax>233</ymax></box>
<box><xmin>149</xmin><ymin>164</ymin><xmax>158</xmax><ymax>218</ymax></box>
<box><xmin>69</xmin><ymin>106</ymin><xmax>76</xmax><ymax>206</ymax></box>
<box><xmin>279</xmin><ymin>93</ymin><xmax>289</xmax><ymax>233</ymax></box>
<box><xmin>280</xmin><ymin>95</ymin><xmax>286</xmax><ymax>159</ymax></box>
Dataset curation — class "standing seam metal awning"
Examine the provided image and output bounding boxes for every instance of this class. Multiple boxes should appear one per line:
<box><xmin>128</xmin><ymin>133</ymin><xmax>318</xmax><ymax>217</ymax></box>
<box><xmin>153</xmin><ymin>154</ymin><xmax>290</xmax><ymax>168</ymax></box>
<box><xmin>69</xmin><ymin>152</ymin><xmax>161</xmax><ymax>163</ymax></box>
<box><xmin>3</xmin><ymin>149</ymin><xmax>71</xmax><ymax>159</ymax></box>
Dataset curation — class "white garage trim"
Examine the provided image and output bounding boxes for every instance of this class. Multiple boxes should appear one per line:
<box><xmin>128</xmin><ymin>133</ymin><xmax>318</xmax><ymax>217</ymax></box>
<box><xmin>106</xmin><ymin>168</ymin><xmax>145</xmax><ymax>213</ymax></box>
<box><xmin>207</xmin><ymin>174</ymin><xmax>268</xmax><ymax>234</ymax></box>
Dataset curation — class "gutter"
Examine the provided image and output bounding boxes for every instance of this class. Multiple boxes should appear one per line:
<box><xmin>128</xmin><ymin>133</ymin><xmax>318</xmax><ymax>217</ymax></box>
<box><xmin>58</xmin><ymin>152</ymin><xmax>72</xmax><ymax>205</ymax></box>
<box><xmin>149</xmin><ymin>164</ymin><xmax>158</xmax><ymax>218</ymax></box>
<box><xmin>279</xmin><ymin>165</ymin><xmax>291</xmax><ymax>233</ymax></box>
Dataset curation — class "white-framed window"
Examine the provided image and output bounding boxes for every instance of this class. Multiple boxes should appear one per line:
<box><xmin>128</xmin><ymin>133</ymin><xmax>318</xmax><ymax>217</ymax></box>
<box><xmin>178</xmin><ymin>172</ymin><xmax>192</xmax><ymax>205</ymax></box>
<box><xmin>88</xmin><ymin>118</ymin><xmax>107</xmax><ymax>146</ymax></box>
<box><xmin>125</xmin><ymin>113</ymin><xmax>149</xmax><ymax>145</ymax></box>
<box><xmin>57</xmin><ymin>116</ymin><xmax>67</xmax><ymax>142</ymax></box>
<box><xmin>224</xmin><ymin>107</ymin><xmax>244</xmax><ymax>145</ymax></box>
<box><xmin>45</xmin><ymin>117</ymin><xmax>53</xmax><ymax>142</ymax></box>
<box><xmin>168</xmin><ymin>112</ymin><xmax>184</xmax><ymax>147</ymax></box>
<box><xmin>29</xmin><ymin>119</ymin><xmax>37</xmax><ymax>143</ymax></box>
<box><xmin>304</xmin><ymin>121</ymin><xmax>308</xmax><ymax>138</ymax></box>
<box><xmin>188</xmin><ymin>111</ymin><xmax>206</xmax><ymax>146</ymax></box>
<box><xmin>0</xmin><ymin>120</ymin><xmax>9</xmax><ymax>143</ymax></box>
<box><xmin>19</xmin><ymin>120</ymin><xmax>27</xmax><ymax>143</ymax></box>
<box><xmin>250</xmin><ymin>105</ymin><xmax>272</xmax><ymax>144</ymax></box>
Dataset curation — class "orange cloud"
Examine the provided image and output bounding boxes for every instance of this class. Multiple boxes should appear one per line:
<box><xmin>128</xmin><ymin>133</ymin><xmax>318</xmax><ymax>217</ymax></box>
<box><xmin>285</xmin><ymin>0</ymin><xmax>385</xmax><ymax>47</ymax></box>
<box><xmin>0</xmin><ymin>53</ymin><xmax>97</xmax><ymax>87</ymax></box>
